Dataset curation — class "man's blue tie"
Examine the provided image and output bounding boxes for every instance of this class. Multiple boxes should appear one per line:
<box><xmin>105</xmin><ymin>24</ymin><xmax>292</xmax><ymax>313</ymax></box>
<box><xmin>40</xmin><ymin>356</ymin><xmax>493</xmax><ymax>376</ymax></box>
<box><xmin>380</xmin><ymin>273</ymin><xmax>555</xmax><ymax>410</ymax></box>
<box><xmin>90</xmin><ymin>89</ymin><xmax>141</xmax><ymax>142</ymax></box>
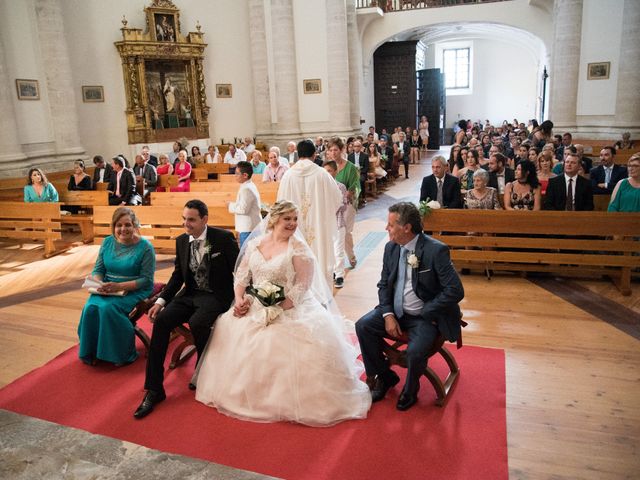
<box><xmin>605</xmin><ymin>167</ymin><xmax>612</xmax><ymax>186</ymax></box>
<box><xmin>393</xmin><ymin>247</ymin><xmax>408</xmax><ymax>318</ymax></box>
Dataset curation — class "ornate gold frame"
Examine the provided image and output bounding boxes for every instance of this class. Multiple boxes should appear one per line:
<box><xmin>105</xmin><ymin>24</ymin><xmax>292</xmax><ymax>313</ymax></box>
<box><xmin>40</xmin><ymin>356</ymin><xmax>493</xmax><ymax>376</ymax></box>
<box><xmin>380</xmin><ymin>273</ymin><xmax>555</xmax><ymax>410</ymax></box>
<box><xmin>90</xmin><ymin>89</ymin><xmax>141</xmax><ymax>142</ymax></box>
<box><xmin>114</xmin><ymin>0</ymin><xmax>209</xmax><ymax>144</ymax></box>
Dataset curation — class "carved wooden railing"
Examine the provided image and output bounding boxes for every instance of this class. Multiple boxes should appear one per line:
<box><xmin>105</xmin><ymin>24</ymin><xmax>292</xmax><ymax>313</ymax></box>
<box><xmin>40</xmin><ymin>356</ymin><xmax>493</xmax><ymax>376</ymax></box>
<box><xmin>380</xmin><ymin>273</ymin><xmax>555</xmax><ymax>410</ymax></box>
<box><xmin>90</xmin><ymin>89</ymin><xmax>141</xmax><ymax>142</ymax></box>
<box><xmin>356</xmin><ymin>0</ymin><xmax>510</xmax><ymax>12</ymax></box>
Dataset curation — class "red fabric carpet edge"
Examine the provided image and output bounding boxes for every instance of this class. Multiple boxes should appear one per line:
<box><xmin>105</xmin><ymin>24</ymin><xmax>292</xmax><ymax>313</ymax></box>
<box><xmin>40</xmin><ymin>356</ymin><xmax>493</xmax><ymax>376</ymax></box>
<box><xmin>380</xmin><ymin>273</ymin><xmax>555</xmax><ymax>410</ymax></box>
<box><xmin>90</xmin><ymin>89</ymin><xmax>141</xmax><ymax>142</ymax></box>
<box><xmin>0</xmin><ymin>332</ymin><xmax>507</xmax><ymax>480</ymax></box>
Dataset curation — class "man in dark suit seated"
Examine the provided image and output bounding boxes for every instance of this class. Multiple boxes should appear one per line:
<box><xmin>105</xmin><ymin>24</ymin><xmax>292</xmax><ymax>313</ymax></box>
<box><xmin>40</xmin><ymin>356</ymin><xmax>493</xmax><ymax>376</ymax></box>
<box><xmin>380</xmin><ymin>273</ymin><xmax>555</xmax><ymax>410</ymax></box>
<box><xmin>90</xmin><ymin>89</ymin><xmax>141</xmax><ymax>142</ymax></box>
<box><xmin>108</xmin><ymin>155</ymin><xmax>138</xmax><ymax>205</ymax></box>
<box><xmin>379</xmin><ymin>136</ymin><xmax>394</xmax><ymax>177</ymax></box>
<box><xmin>488</xmin><ymin>152</ymin><xmax>515</xmax><ymax>196</ymax></box>
<box><xmin>590</xmin><ymin>146</ymin><xmax>628</xmax><ymax>195</ymax></box>
<box><xmin>419</xmin><ymin>155</ymin><xmax>462</xmax><ymax>208</ymax></box>
<box><xmin>347</xmin><ymin>140</ymin><xmax>370</xmax><ymax>199</ymax></box>
<box><xmin>141</xmin><ymin>145</ymin><xmax>158</xmax><ymax>167</ymax></box>
<box><xmin>356</xmin><ymin>202</ymin><xmax>464</xmax><ymax>411</ymax></box>
<box><xmin>91</xmin><ymin>155</ymin><xmax>113</xmax><ymax>189</ymax></box>
<box><xmin>134</xmin><ymin>200</ymin><xmax>239</xmax><ymax>418</ymax></box>
<box><xmin>544</xmin><ymin>153</ymin><xmax>594</xmax><ymax>211</ymax></box>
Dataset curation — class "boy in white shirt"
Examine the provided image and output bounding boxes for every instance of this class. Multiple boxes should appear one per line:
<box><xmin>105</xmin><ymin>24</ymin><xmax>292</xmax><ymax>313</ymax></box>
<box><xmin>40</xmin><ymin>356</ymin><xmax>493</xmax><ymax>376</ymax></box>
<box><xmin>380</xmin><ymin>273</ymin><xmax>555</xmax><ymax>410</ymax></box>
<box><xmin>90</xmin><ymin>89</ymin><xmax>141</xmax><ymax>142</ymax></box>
<box><xmin>323</xmin><ymin>160</ymin><xmax>349</xmax><ymax>288</ymax></box>
<box><xmin>228</xmin><ymin>161</ymin><xmax>262</xmax><ymax>247</ymax></box>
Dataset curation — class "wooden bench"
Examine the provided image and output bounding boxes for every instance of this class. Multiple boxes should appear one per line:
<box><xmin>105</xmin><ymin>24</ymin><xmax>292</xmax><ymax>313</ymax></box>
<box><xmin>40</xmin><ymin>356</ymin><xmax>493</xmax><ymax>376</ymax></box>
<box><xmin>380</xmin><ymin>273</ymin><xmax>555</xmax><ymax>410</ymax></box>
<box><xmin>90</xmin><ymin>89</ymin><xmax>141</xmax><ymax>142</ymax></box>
<box><xmin>59</xmin><ymin>190</ymin><xmax>109</xmax><ymax>243</ymax></box>
<box><xmin>150</xmin><ymin>191</ymin><xmax>236</xmax><ymax>207</ymax></box>
<box><xmin>189</xmin><ymin>181</ymin><xmax>279</xmax><ymax>204</ymax></box>
<box><xmin>422</xmin><ymin>210</ymin><xmax>640</xmax><ymax>295</ymax></box>
<box><xmin>93</xmin><ymin>205</ymin><xmax>235</xmax><ymax>253</ymax></box>
<box><xmin>0</xmin><ymin>202</ymin><xmax>62</xmax><ymax>257</ymax></box>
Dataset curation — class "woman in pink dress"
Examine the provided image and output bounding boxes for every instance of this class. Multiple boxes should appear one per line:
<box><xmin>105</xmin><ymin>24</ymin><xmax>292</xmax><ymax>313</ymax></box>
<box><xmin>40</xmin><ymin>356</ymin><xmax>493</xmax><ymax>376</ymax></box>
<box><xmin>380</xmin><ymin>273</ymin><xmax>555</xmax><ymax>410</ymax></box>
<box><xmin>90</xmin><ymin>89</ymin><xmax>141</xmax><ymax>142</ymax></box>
<box><xmin>155</xmin><ymin>154</ymin><xmax>173</xmax><ymax>192</ymax></box>
<box><xmin>170</xmin><ymin>149</ymin><xmax>192</xmax><ymax>192</ymax></box>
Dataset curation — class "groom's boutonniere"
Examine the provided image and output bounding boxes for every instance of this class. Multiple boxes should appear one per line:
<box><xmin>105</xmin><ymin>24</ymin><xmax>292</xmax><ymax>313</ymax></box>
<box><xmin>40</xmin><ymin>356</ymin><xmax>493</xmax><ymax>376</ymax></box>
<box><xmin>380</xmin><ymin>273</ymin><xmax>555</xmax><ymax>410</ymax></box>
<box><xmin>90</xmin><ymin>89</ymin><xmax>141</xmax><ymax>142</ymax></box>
<box><xmin>203</xmin><ymin>241</ymin><xmax>212</xmax><ymax>258</ymax></box>
<box><xmin>407</xmin><ymin>252</ymin><xmax>419</xmax><ymax>269</ymax></box>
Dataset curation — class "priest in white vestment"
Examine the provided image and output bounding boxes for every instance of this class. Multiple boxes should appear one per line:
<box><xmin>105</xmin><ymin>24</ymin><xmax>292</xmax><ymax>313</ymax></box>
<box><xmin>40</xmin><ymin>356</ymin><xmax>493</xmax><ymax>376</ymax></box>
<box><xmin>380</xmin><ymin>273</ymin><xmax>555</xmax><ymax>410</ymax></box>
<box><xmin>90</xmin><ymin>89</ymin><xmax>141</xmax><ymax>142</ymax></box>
<box><xmin>277</xmin><ymin>139</ymin><xmax>343</xmax><ymax>286</ymax></box>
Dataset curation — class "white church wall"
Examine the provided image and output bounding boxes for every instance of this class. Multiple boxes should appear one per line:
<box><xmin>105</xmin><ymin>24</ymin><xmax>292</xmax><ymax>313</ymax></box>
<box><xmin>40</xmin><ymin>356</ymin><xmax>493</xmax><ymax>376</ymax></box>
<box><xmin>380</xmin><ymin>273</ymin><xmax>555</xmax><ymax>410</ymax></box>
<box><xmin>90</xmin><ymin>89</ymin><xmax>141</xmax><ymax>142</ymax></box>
<box><xmin>431</xmin><ymin>38</ymin><xmax>539</xmax><ymax>130</ymax></box>
<box><xmin>59</xmin><ymin>0</ymin><xmax>255</xmax><ymax>159</ymax></box>
<box><xmin>576</xmin><ymin>0</ymin><xmax>623</xmax><ymax>117</ymax></box>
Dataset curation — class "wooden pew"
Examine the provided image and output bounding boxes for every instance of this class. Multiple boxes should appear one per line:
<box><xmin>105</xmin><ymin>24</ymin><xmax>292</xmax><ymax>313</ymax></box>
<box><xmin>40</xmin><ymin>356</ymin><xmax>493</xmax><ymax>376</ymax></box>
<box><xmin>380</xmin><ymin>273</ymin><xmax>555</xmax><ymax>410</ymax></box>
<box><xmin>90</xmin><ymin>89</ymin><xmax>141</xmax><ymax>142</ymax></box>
<box><xmin>200</xmin><ymin>163</ymin><xmax>231</xmax><ymax>175</ymax></box>
<box><xmin>593</xmin><ymin>194</ymin><xmax>611</xmax><ymax>212</ymax></box>
<box><xmin>93</xmin><ymin>205</ymin><xmax>235</xmax><ymax>254</ymax></box>
<box><xmin>0</xmin><ymin>202</ymin><xmax>62</xmax><ymax>257</ymax></box>
<box><xmin>422</xmin><ymin>210</ymin><xmax>640</xmax><ymax>295</ymax></box>
<box><xmin>150</xmin><ymin>191</ymin><xmax>235</xmax><ymax>207</ymax></box>
<box><xmin>59</xmin><ymin>190</ymin><xmax>109</xmax><ymax>243</ymax></box>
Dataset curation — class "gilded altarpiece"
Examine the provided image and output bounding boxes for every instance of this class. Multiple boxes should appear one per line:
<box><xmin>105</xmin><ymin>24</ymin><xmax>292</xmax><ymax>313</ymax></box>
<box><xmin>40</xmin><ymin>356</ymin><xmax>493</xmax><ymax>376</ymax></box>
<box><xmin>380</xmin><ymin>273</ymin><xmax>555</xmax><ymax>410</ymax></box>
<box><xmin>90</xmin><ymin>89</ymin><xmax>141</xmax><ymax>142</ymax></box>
<box><xmin>115</xmin><ymin>0</ymin><xmax>209</xmax><ymax>144</ymax></box>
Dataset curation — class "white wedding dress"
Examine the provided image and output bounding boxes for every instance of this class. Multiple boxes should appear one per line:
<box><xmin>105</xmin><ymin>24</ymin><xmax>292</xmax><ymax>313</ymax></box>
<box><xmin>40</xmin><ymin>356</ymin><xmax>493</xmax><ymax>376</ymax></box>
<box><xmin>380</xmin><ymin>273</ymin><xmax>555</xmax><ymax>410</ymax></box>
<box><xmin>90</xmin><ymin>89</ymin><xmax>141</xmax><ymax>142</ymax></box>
<box><xmin>194</xmin><ymin>235</ymin><xmax>371</xmax><ymax>426</ymax></box>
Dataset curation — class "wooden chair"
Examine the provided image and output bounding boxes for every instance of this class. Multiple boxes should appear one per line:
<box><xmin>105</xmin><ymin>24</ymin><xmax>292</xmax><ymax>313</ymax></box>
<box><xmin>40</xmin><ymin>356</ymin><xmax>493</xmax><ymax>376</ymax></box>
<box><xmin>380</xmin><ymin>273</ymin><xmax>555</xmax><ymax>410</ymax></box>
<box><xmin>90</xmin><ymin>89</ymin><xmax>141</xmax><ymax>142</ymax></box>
<box><xmin>367</xmin><ymin>316</ymin><xmax>467</xmax><ymax>407</ymax></box>
<box><xmin>128</xmin><ymin>282</ymin><xmax>196</xmax><ymax>369</ymax></box>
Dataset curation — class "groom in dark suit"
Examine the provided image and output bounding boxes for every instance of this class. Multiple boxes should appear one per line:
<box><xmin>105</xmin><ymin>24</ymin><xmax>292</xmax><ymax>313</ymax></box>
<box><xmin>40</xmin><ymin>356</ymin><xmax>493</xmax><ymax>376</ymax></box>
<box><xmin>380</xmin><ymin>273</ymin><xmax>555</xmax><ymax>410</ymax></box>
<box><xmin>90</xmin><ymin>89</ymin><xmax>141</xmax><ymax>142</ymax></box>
<box><xmin>134</xmin><ymin>199</ymin><xmax>239</xmax><ymax>418</ymax></box>
<box><xmin>356</xmin><ymin>202</ymin><xmax>464</xmax><ymax>411</ymax></box>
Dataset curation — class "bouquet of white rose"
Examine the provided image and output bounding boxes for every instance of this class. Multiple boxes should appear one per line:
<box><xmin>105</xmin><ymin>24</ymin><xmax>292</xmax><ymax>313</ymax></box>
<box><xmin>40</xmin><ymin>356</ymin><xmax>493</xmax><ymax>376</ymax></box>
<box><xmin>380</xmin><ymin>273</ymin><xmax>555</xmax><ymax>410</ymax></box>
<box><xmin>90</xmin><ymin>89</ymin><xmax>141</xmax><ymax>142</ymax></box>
<box><xmin>418</xmin><ymin>198</ymin><xmax>441</xmax><ymax>217</ymax></box>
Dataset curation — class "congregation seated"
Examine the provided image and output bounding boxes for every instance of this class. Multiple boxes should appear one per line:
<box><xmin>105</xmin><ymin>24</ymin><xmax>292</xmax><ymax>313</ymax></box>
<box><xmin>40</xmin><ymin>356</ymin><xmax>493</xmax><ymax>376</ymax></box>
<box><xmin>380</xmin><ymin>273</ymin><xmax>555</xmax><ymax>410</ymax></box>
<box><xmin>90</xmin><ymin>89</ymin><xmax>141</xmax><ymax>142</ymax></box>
<box><xmin>133</xmin><ymin>154</ymin><xmax>158</xmax><ymax>199</ymax></box>
<box><xmin>224</xmin><ymin>144</ymin><xmax>247</xmax><ymax>171</ymax></box>
<box><xmin>108</xmin><ymin>155</ymin><xmax>138</xmax><ymax>206</ymax></box>
<box><xmin>205</xmin><ymin>145</ymin><xmax>221</xmax><ymax>163</ymax></box>
<box><xmin>367</xmin><ymin>142</ymin><xmax>387</xmax><ymax>179</ymax></box>
<box><xmin>250</xmin><ymin>151</ymin><xmax>266</xmax><ymax>175</ymax></box>
<box><xmin>155</xmin><ymin>154</ymin><xmax>173</xmax><ymax>192</ymax></box>
<box><xmin>608</xmin><ymin>153</ymin><xmax>640</xmax><ymax>212</ymax></box>
<box><xmin>487</xmin><ymin>153</ymin><xmax>515</xmax><ymax>197</ymax></box>
<box><xmin>590</xmin><ymin>146</ymin><xmax>628</xmax><ymax>195</ymax></box>
<box><xmin>456</xmin><ymin>149</ymin><xmax>480</xmax><ymax>196</ymax></box>
<box><xmin>24</xmin><ymin>167</ymin><xmax>58</xmax><ymax>203</ymax></box>
<box><xmin>191</xmin><ymin>146</ymin><xmax>204</xmax><ymax>166</ymax></box>
<box><xmin>92</xmin><ymin>155</ymin><xmax>113</xmax><ymax>189</ymax></box>
<box><xmin>544</xmin><ymin>153</ymin><xmax>594</xmax><ymax>211</ymax></box>
<box><xmin>504</xmin><ymin>160</ymin><xmax>541</xmax><ymax>211</ymax></box>
<box><xmin>68</xmin><ymin>160</ymin><xmax>92</xmax><ymax>191</ymax></box>
<box><xmin>465</xmin><ymin>169</ymin><xmax>501</xmax><ymax>210</ymax></box>
<box><xmin>419</xmin><ymin>155</ymin><xmax>462</xmax><ymax>209</ymax></box>
<box><xmin>77</xmin><ymin>207</ymin><xmax>155</xmax><ymax>366</ymax></box>
<box><xmin>535</xmin><ymin>151</ymin><xmax>556</xmax><ymax>196</ymax></box>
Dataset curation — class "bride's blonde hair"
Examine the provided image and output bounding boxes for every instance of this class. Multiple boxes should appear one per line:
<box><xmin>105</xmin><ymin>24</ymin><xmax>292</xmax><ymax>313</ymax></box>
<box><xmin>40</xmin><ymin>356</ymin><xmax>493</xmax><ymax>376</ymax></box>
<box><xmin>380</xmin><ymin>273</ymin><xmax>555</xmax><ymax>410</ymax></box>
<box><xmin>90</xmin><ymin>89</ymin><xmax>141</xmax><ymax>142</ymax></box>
<box><xmin>267</xmin><ymin>200</ymin><xmax>298</xmax><ymax>230</ymax></box>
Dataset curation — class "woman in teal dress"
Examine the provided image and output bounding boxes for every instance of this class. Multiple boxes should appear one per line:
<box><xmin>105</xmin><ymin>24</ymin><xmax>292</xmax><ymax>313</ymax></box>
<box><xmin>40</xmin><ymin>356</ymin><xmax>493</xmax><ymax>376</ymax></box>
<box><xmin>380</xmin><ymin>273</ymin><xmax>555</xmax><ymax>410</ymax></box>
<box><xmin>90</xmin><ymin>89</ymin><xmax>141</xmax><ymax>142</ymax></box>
<box><xmin>608</xmin><ymin>154</ymin><xmax>640</xmax><ymax>212</ymax></box>
<box><xmin>24</xmin><ymin>167</ymin><xmax>59</xmax><ymax>202</ymax></box>
<box><xmin>78</xmin><ymin>207</ymin><xmax>155</xmax><ymax>365</ymax></box>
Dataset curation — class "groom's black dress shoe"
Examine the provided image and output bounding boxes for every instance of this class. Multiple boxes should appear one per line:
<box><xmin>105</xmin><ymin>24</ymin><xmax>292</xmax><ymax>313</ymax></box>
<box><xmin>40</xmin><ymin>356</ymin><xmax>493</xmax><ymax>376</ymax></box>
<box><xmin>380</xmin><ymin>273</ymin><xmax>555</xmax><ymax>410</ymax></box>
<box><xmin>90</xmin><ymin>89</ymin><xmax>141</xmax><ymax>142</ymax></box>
<box><xmin>133</xmin><ymin>390</ymin><xmax>166</xmax><ymax>419</ymax></box>
<box><xmin>396</xmin><ymin>392</ymin><xmax>418</xmax><ymax>411</ymax></box>
<box><xmin>371</xmin><ymin>371</ymin><xmax>400</xmax><ymax>402</ymax></box>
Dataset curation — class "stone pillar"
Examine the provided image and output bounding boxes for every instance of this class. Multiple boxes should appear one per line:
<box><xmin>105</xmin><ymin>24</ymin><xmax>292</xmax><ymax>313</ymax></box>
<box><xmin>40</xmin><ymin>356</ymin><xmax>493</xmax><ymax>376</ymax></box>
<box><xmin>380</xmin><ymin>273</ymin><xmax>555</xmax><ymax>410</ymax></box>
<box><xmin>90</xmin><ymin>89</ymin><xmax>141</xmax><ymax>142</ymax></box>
<box><xmin>35</xmin><ymin>0</ymin><xmax>84</xmax><ymax>155</ymax></box>
<box><xmin>0</xmin><ymin>41</ymin><xmax>27</xmax><ymax>167</ymax></box>
<box><xmin>615</xmin><ymin>0</ymin><xmax>640</xmax><ymax>130</ymax></box>
<box><xmin>549</xmin><ymin>0</ymin><xmax>582</xmax><ymax>130</ymax></box>
<box><xmin>270</xmin><ymin>0</ymin><xmax>300</xmax><ymax>134</ymax></box>
<box><xmin>248</xmin><ymin>0</ymin><xmax>273</xmax><ymax>137</ymax></box>
<box><xmin>346</xmin><ymin>0</ymin><xmax>361</xmax><ymax>131</ymax></box>
<box><xmin>326</xmin><ymin>0</ymin><xmax>351</xmax><ymax>132</ymax></box>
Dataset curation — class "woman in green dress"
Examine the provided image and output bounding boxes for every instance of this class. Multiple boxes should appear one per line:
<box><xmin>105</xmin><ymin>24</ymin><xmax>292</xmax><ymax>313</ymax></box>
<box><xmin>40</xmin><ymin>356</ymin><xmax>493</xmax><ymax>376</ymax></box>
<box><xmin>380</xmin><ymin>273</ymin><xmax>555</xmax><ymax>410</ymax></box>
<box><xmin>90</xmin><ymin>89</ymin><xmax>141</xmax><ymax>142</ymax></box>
<box><xmin>78</xmin><ymin>207</ymin><xmax>155</xmax><ymax>365</ymax></box>
<box><xmin>24</xmin><ymin>167</ymin><xmax>59</xmax><ymax>203</ymax></box>
<box><xmin>328</xmin><ymin>136</ymin><xmax>360</xmax><ymax>271</ymax></box>
<box><xmin>608</xmin><ymin>154</ymin><xmax>640</xmax><ymax>212</ymax></box>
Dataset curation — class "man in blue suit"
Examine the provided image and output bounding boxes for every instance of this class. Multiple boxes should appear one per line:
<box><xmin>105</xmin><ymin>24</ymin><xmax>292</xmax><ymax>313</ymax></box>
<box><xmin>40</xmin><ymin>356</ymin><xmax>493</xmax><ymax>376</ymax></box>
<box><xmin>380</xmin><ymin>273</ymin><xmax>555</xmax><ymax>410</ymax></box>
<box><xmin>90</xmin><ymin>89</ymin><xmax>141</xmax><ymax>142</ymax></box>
<box><xmin>590</xmin><ymin>146</ymin><xmax>628</xmax><ymax>195</ymax></box>
<box><xmin>356</xmin><ymin>202</ymin><xmax>464</xmax><ymax>411</ymax></box>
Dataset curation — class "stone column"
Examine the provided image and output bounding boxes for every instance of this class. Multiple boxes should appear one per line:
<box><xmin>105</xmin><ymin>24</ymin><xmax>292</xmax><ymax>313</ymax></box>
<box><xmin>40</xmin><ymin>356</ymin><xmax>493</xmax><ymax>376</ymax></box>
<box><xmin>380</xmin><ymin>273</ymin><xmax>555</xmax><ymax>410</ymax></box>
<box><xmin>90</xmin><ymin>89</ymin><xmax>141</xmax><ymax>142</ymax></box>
<box><xmin>0</xmin><ymin>41</ymin><xmax>27</xmax><ymax>167</ymax></box>
<box><xmin>248</xmin><ymin>0</ymin><xmax>273</xmax><ymax>137</ymax></box>
<box><xmin>326</xmin><ymin>0</ymin><xmax>351</xmax><ymax>132</ymax></box>
<box><xmin>270</xmin><ymin>0</ymin><xmax>300</xmax><ymax>135</ymax></box>
<box><xmin>346</xmin><ymin>0</ymin><xmax>361</xmax><ymax>132</ymax></box>
<box><xmin>615</xmin><ymin>0</ymin><xmax>640</xmax><ymax>129</ymax></box>
<box><xmin>35</xmin><ymin>0</ymin><xmax>84</xmax><ymax>155</ymax></box>
<box><xmin>548</xmin><ymin>0</ymin><xmax>583</xmax><ymax>130</ymax></box>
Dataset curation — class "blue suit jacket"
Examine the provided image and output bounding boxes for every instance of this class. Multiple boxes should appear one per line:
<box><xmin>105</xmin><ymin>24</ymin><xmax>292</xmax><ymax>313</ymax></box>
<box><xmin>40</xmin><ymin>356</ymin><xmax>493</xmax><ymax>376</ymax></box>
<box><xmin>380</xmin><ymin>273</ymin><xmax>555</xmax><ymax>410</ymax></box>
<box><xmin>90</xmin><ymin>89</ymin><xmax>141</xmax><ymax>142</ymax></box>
<box><xmin>590</xmin><ymin>164</ymin><xmax>628</xmax><ymax>194</ymax></box>
<box><xmin>377</xmin><ymin>234</ymin><xmax>464</xmax><ymax>342</ymax></box>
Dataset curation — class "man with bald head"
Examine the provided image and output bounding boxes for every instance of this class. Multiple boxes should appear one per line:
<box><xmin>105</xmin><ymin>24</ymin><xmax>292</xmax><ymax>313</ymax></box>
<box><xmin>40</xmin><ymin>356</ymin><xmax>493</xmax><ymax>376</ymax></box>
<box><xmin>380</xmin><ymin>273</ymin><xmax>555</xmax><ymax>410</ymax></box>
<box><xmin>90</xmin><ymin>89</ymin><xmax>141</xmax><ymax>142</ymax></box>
<box><xmin>419</xmin><ymin>156</ymin><xmax>462</xmax><ymax>208</ymax></box>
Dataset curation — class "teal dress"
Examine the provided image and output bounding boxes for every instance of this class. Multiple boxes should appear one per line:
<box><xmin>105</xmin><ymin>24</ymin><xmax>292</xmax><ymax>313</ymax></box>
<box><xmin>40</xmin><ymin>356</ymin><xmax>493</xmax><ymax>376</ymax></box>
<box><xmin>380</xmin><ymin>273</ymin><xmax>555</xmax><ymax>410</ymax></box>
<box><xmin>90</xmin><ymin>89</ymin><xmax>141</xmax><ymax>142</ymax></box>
<box><xmin>77</xmin><ymin>236</ymin><xmax>155</xmax><ymax>364</ymax></box>
<box><xmin>24</xmin><ymin>183</ymin><xmax>59</xmax><ymax>202</ymax></box>
<box><xmin>608</xmin><ymin>179</ymin><xmax>640</xmax><ymax>212</ymax></box>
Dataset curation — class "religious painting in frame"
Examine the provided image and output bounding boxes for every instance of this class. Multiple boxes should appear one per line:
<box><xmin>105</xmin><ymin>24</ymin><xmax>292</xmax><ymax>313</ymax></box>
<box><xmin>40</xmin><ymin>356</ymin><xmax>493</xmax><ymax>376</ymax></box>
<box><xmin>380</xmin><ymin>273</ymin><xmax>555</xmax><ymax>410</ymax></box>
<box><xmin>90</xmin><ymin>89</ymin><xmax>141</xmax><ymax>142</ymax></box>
<box><xmin>153</xmin><ymin>12</ymin><xmax>177</xmax><ymax>42</ymax></box>
<box><xmin>15</xmin><ymin>79</ymin><xmax>40</xmax><ymax>100</ymax></box>
<box><xmin>82</xmin><ymin>86</ymin><xmax>104</xmax><ymax>103</ymax></box>
<box><xmin>303</xmin><ymin>79</ymin><xmax>322</xmax><ymax>94</ymax></box>
<box><xmin>587</xmin><ymin>62</ymin><xmax>610</xmax><ymax>80</ymax></box>
<box><xmin>216</xmin><ymin>84</ymin><xmax>232</xmax><ymax>98</ymax></box>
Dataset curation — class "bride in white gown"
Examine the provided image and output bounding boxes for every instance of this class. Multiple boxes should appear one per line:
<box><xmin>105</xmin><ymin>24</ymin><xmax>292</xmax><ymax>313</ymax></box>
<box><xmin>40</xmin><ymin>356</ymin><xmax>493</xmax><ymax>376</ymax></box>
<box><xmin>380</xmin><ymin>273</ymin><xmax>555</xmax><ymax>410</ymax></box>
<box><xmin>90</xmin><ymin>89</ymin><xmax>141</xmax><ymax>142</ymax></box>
<box><xmin>194</xmin><ymin>200</ymin><xmax>371</xmax><ymax>426</ymax></box>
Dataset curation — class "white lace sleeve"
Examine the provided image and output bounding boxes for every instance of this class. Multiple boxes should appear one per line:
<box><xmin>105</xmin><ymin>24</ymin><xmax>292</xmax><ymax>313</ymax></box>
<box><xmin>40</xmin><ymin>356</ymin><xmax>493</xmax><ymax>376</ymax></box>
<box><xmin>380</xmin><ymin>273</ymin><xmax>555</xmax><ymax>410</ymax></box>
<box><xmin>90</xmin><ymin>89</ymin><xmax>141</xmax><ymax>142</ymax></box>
<box><xmin>286</xmin><ymin>238</ymin><xmax>316</xmax><ymax>306</ymax></box>
<box><xmin>234</xmin><ymin>239</ymin><xmax>254</xmax><ymax>288</ymax></box>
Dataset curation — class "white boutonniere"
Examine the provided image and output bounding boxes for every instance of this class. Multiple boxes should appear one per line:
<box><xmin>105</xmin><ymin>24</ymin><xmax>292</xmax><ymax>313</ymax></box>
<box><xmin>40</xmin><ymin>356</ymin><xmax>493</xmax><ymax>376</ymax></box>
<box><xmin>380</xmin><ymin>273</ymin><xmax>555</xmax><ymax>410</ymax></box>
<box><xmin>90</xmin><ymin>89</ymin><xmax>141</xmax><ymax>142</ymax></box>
<box><xmin>203</xmin><ymin>241</ymin><xmax>212</xmax><ymax>257</ymax></box>
<box><xmin>407</xmin><ymin>252</ymin><xmax>419</xmax><ymax>269</ymax></box>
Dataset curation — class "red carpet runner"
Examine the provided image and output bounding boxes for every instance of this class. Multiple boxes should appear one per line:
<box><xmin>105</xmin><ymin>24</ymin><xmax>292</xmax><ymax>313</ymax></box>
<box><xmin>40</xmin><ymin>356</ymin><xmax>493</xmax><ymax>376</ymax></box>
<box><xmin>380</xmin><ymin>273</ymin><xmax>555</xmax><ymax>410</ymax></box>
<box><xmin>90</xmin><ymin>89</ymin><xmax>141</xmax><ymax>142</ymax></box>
<box><xmin>0</xmin><ymin>330</ymin><xmax>507</xmax><ymax>480</ymax></box>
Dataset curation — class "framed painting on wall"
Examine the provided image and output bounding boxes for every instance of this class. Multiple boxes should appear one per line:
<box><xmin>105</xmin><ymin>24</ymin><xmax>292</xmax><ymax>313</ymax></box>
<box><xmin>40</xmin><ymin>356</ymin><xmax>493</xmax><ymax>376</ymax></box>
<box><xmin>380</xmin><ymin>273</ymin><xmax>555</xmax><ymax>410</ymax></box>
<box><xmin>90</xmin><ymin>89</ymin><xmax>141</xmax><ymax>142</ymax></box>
<box><xmin>216</xmin><ymin>84</ymin><xmax>232</xmax><ymax>98</ymax></box>
<box><xmin>16</xmin><ymin>79</ymin><xmax>39</xmax><ymax>100</ymax></box>
<box><xmin>82</xmin><ymin>86</ymin><xmax>104</xmax><ymax>102</ymax></box>
<box><xmin>303</xmin><ymin>79</ymin><xmax>322</xmax><ymax>94</ymax></box>
<box><xmin>587</xmin><ymin>62</ymin><xmax>610</xmax><ymax>80</ymax></box>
